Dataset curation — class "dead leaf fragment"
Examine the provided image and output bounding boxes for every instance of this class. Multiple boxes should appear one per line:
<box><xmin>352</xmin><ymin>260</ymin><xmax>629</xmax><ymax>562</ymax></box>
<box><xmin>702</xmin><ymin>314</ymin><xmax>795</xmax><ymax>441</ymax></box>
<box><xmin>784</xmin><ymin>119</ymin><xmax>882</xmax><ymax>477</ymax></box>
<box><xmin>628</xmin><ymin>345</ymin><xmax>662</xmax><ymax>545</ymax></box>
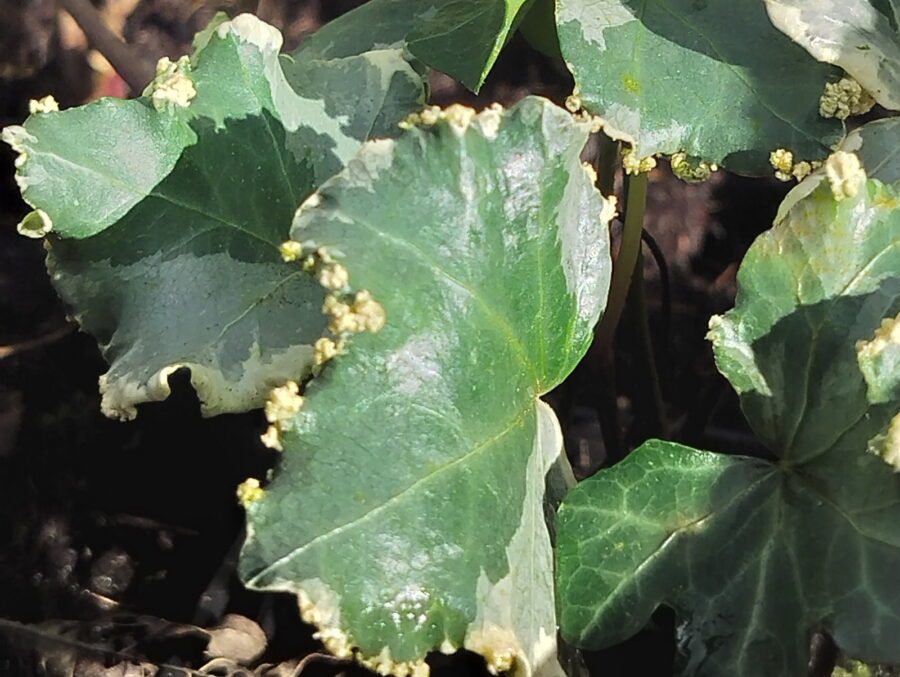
<box><xmin>204</xmin><ymin>614</ymin><xmax>266</xmax><ymax>666</ymax></box>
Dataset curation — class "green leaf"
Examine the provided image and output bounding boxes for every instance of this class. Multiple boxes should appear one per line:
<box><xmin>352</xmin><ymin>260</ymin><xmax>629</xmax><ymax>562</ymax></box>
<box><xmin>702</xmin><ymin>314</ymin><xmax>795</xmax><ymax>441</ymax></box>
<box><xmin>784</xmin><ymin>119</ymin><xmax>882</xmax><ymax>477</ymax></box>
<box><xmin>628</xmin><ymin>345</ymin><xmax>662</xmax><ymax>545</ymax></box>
<box><xmin>842</xmin><ymin>118</ymin><xmax>900</xmax><ymax>186</ymax></box>
<box><xmin>777</xmin><ymin>117</ymin><xmax>900</xmax><ymax>222</ymax></box>
<box><xmin>764</xmin><ymin>0</ymin><xmax>900</xmax><ymax>110</ymax></box>
<box><xmin>555</xmin><ymin>0</ymin><xmax>844</xmax><ymax>173</ymax></box>
<box><xmin>557</xmin><ymin>178</ymin><xmax>900</xmax><ymax>675</ymax></box>
<box><xmin>239</xmin><ymin>98</ymin><xmax>613</xmax><ymax>676</ymax></box>
<box><xmin>298</xmin><ymin>0</ymin><xmax>535</xmax><ymax>92</ymax></box>
<box><xmin>519</xmin><ymin>0</ymin><xmax>562</xmax><ymax>60</ymax></box>
<box><xmin>4</xmin><ymin>14</ymin><xmax>426</xmax><ymax>419</ymax></box>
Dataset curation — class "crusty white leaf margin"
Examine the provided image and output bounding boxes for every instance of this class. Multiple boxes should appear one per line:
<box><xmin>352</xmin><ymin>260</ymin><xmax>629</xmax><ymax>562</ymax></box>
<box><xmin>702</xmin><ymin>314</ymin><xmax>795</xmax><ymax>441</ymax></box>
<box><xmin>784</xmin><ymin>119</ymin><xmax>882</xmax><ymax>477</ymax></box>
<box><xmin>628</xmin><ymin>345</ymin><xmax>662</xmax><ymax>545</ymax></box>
<box><xmin>764</xmin><ymin>0</ymin><xmax>900</xmax><ymax>110</ymax></box>
<box><xmin>775</xmin><ymin>119</ymin><xmax>898</xmax><ymax>222</ymax></box>
<box><xmin>3</xmin><ymin>13</ymin><xmax>425</xmax><ymax>421</ymax></box>
<box><xmin>241</xmin><ymin>101</ymin><xmax>613</xmax><ymax>677</ymax></box>
<box><xmin>257</xmin><ymin>401</ymin><xmax>568</xmax><ymax>677</ymax></box>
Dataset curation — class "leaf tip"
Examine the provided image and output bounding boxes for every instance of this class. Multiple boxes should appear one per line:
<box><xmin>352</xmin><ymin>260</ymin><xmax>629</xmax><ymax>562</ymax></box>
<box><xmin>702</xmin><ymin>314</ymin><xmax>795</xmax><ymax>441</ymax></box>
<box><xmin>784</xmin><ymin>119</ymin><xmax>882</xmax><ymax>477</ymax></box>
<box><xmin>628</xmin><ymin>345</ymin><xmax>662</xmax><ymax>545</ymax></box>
<box><xmin>17</xmin><ymin>209</ymin><xmax>52</xmax><ymax>239</ymax></box>
<box><xmin>216</xmin><ymin>13</ymin><xmax>284</xmax><ymax>54</ymax></box>
<box><xmin>2</xmin><ymin>124</ymin><xmax>35</xmax><ymax>168</ymax></box>
<box><xmin>98</xmin><ymin>364</ymin><xmax>184</xmax><ymax>421</ymax></box>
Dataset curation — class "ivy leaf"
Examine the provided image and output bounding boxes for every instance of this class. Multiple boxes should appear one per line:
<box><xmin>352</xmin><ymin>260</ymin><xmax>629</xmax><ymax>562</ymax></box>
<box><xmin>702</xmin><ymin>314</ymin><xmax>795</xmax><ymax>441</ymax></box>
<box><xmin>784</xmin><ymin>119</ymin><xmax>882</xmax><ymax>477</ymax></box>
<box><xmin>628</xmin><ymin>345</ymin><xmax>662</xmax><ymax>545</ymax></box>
<box><xmin>555</xmin><ymin>0</ymin><xmax>844</xmax><ymax>173</ymax></box>
<box><xmin>557</xmin><ymin>177</ymin><xmax>900</xmax><ymax>675</ymax></box>
<box><xmin>239</xmin><ymin>98</ymin><xmax>613</xmax><ymax>676</ymax></box>
<box><xmin>4</xmin><ymin>14</ymin><xmax>426</xmax><ymax>419</ymax></box>
<box><xmin>764</xmin><ymin>0</ymin><xmax>900</xmax><ymax>110</ymax></box>
<box><xmin>298</xmin><ymin>0</ymin><xmax>535</xmax><ymax>92</ymax></box>
<box><xmin>777</xmin><ymin>117</ymin><xmax>900</xmax><ymax>221</ymax></box>
<box><xmin>518</xmin><ymin>0</ymin><xmax>562</xmax><ymax>60</ymax></box>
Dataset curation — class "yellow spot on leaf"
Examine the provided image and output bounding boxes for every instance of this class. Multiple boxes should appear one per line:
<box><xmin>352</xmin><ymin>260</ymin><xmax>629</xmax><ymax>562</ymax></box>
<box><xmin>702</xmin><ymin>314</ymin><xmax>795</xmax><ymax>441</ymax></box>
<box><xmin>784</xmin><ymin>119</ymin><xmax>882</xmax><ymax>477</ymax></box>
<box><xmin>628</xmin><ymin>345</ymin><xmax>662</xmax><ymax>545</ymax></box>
<box><xmin>622</xmin><ymin>74</ymin><xmax>640</xmax><ymax>93</ymax></box>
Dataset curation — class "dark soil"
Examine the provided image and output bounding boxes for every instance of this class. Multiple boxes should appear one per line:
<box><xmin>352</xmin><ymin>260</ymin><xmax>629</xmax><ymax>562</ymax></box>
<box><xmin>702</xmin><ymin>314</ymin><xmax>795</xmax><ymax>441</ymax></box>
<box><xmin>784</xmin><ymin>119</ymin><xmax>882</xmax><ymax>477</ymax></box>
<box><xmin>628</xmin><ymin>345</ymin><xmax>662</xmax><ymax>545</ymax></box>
<box><xmin>0</xmin><ymin>2</ymin><xmax>792</xmax><ymax>675</ymax></box>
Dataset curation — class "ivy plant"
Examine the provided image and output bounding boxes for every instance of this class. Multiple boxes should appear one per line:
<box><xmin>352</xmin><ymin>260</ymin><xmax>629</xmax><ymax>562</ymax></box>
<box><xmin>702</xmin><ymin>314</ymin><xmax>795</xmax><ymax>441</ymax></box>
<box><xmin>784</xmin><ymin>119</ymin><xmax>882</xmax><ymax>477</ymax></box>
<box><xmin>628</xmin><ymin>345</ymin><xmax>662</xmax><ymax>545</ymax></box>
<box><xmin>5</xmin><ymin>14</ymin><xmax>426</xmax><ymax>419</ymax></box>
<box><xmin>556</xmin><ymin>156</ymin><xmax>900</xmax><ymax>673</ymax></box>
<box><xmin>4</xmin><ymin>1</ymin><xmax>900</xmax><ymax>677</ymax></box>
<box><xmin>240</xmin><ymin>97</ymin><xmax>612</xmax><ymax>676</ymax></box>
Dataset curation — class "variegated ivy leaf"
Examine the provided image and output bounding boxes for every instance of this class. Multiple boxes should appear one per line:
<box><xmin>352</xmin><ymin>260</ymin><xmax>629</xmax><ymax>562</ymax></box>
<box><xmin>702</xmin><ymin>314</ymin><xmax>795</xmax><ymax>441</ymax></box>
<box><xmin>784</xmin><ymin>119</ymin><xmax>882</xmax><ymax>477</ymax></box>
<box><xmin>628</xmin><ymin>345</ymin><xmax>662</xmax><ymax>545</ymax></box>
<box><xmin>239</xmin><ymin>98</ymin><xmax>613</xmax><ymax>677</ymax></box>
<box><xmin>555</xmin><ymin>0</ymin><xmax>844</xmax><ymax>173</ymax></box>
<box><xmin>4</xmin><ymin>14</ymin><xmax>425</xmax><ymax>419</ymax></box>
<box><xmin>557</xmin><ymin>176</ymin><xmax>900</xmax><ymax>675</ymax></box>
<box><xmin>297</xmin><ymin>0</ymin><xmax>535</xmax><ymax>92</ymax></box>
<box><xmin>764</xmin><ymin>0</ymin><xmax>900</xmax><ymax>111</ymax></box>
<box><xmin>776</xmin><ymin>117</ymin><xmax>900</xmax><ymax>221</ymax></box>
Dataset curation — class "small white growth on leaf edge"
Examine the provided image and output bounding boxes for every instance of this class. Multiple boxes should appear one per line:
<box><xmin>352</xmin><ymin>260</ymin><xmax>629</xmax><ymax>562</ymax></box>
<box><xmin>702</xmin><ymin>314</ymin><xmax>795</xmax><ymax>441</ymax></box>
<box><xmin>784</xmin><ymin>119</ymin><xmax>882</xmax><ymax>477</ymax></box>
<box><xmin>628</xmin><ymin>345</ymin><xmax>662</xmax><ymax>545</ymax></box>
<box><xmin>825</xmin><ymin>150</ymin><xmax>867</xmax><ymax>201</ymax></box>
<box><xmin>148</xmin><ymin>56</ymin><xmax>196</xmax><ymax>112</ymax></box>
<box><xmin>28</xmin><ymin>95</ymin><xmax>59</xmax><ymax>114</ymax></box>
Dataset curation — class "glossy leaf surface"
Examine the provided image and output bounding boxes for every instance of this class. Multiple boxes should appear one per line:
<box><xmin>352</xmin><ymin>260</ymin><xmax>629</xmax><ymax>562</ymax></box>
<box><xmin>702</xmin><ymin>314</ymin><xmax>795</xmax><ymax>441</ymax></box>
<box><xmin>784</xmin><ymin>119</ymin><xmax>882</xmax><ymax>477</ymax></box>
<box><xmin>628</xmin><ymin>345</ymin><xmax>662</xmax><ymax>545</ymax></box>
<box><xmin>239</xmin><ymin>98</ymin><xmax>613</xmax><ymax>676</ymax></box>
<box><xmin>764</xmin><ymin>0</ymin><xmax>900</xmax><ymax>110</ymax></box>
<box><xmin>298</xmin><ymin>0</ymin><xmax>534</xmax><ymax>92</ymax></box>
<box><xmin>777</xmin><ymin>116</ymin><xmax>900</xmax><ymax>222</ymax></box>
<box><xmin>556</xmin><ymin>0</ymin><xmax>844</xmax><ymax>173</ymax></box>
<box><xmin>558</xmin><ymin>177</ymin><xmax>900</xmax><ymax>675</ymax></box>
<box><xmin>6</xmin><ymin>14</ymin><xmax>425</xmax><ymax>419</ymax></box>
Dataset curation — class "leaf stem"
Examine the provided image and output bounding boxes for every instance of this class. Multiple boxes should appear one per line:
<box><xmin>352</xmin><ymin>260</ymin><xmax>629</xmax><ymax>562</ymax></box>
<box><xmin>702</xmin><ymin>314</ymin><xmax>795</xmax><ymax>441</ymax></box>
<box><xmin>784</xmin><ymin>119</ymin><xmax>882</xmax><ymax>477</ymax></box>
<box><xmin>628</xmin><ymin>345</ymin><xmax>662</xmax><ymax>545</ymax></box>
<box><xmin>596</xmin><ymin>171</ymin><xmax>648</xmax><ymax>355</ymax></box>
<box><xmin>626</xmin><ymin>249</ymin><xmax>668</xmax><ymax>439</ymax></box>
<box><xmin>57</xmin><ymin>0</ymin><xmax>155</xmax><ymax>92</ymax></box>
<box><xmin>590</xmin><ymin>133</ymin><xmax>625</xmax><ymax>463</ymax></box>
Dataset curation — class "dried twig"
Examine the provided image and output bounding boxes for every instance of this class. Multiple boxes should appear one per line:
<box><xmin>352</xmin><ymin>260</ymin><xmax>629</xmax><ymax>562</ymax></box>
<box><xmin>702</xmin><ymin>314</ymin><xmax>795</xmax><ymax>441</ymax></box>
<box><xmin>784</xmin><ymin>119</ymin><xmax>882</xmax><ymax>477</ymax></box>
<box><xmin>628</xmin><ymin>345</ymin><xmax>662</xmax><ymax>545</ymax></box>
<box><xmin>291</xmin><ymin>652</ymin><xmax>350</xmax><ymax>676</ymax></box>
<box><xmin>0</xmin><ymin>617</ymin><xmax>211</xmax><ymax>676</ymax></box>
<box><xmin>0</xmin><ymin>323</ymin><xmax>75</xmax><ymax>359</ymax></box>
<box><xmin>56</xmin><ymin>0</ymin><xmax>155</xmax><ymax>92</ymax></box>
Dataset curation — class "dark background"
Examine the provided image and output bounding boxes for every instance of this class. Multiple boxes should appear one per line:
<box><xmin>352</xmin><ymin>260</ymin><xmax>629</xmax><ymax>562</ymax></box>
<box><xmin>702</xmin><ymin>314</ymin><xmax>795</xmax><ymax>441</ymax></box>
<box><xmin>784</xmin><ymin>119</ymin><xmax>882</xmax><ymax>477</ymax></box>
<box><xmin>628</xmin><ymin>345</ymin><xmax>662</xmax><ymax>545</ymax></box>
<box><xmin>0</xmin><ymin>1</ymin><xmax>789</xmax><ymax>675</ymax></box>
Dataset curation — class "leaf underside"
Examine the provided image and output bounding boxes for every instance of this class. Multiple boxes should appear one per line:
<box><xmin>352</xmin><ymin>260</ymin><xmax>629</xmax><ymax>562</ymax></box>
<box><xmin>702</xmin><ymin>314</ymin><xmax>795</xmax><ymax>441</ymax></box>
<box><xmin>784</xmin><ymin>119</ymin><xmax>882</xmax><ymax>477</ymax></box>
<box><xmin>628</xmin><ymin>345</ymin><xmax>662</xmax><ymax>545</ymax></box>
<box><xmin>11</xmin><ymin>14</ymin><xmax>425</xmax><ymax>419</ymax></box>
<box><xmin>764</xmin><ymin>0</ymin><xmax>900</xmax><ymax>110</ymax></box>
<box><xmin>239</xmin><ymin>97</ymin><xmax>613</xmax><ymax>676</ymax></box>
<box><xmin>297</xmin><ymin>0</ymin><xmax>534</xmax><ymax>92</ymax></box>
<box><xmin>558</xmin><ymin>176</ymin><xmax>900</xmax><ymax>675</ymax></box>
<box><xmin>555</xmin><ymin>0</ymin><xmax>844</xmax><ymax>173</ymax></box>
